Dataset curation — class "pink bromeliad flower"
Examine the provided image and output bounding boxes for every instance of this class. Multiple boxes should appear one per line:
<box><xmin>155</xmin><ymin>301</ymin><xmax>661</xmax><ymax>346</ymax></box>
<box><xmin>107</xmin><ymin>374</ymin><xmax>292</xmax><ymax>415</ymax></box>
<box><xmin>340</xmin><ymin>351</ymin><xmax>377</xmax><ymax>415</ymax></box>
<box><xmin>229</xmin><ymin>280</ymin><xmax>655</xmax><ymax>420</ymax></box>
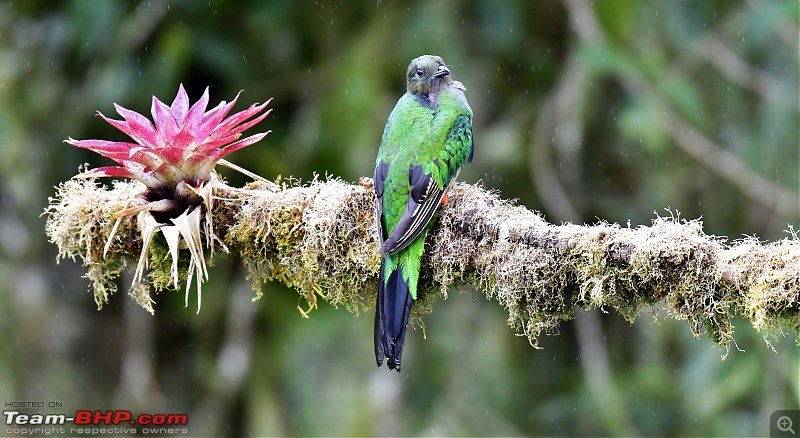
<box><xmin>68</xmin><ymin>84</ymin><xmax>271</xmax><ymax>219</ymax></box>
<box><xmin>66</xmin><ymin>85</ymin><xmax>272</xmax><ymax>312</ymax></box>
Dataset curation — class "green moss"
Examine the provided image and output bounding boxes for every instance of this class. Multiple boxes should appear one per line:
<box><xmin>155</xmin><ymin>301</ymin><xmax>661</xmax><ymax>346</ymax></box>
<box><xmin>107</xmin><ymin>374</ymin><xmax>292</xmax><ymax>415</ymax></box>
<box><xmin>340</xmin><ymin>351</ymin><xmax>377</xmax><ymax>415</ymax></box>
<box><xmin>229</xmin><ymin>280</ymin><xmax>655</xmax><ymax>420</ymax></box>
<box><xmin>147</xmin><ymin>233</ymin><xmax>190</xmax><ymax>292</ymax></box>
<box><xmin>45</xmin><ymin>178</ymin><xmax>143</xmax><ymax>309</ymax></box>
<box><xmin>226</xmin><ymin>177</ymin><xmax>382</xmax><ymax>317</ymax></box>
<box><xmin>46</xmin><ymin>176</ymin><xmax>800</xmax><ymax>351</ymax></box>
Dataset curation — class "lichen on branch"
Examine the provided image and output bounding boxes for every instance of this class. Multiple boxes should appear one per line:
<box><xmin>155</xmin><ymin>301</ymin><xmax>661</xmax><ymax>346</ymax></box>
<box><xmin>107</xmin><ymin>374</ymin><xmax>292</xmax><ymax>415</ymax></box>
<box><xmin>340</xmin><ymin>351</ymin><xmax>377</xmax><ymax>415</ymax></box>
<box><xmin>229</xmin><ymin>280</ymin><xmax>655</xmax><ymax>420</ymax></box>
<box><xmin>45</xmin><ymin>177</ymin><xmax>800</xmax><ymax>349</ymax></box>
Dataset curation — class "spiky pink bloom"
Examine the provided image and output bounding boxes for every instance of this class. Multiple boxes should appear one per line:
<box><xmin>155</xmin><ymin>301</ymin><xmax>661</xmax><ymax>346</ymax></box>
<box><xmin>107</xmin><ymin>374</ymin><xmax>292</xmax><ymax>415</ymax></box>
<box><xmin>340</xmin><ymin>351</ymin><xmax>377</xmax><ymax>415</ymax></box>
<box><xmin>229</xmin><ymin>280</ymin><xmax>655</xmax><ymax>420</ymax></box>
<box><xmin>67</xmin><ymin>84</ymin><xmax>271</xmax><ymax>220</ymax></box>
<box><xmin>64</xmin><ymin>85</ymin><xmax>272</xmax><ymax>313</ymax></box>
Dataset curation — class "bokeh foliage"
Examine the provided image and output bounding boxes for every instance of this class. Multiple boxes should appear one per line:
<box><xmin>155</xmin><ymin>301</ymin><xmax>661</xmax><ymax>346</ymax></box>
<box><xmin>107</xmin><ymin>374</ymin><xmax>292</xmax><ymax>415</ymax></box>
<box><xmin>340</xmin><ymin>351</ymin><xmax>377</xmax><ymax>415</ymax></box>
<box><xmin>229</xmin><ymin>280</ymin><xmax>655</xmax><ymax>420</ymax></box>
<box><xmin>1</xmin><ymin>0</ymin><xmax>798</xmax><ymax>436</ymax></box>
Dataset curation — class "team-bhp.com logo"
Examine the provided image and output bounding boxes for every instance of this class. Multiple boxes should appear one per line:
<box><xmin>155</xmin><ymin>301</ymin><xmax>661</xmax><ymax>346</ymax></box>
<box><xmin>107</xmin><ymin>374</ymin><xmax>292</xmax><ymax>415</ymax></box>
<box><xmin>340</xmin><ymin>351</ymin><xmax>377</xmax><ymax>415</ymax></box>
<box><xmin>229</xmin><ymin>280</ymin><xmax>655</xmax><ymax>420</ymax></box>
<box><xmin>4</xmin><ymin>409</ymin><xmax>189</xmax><ymax>435</ymax></box>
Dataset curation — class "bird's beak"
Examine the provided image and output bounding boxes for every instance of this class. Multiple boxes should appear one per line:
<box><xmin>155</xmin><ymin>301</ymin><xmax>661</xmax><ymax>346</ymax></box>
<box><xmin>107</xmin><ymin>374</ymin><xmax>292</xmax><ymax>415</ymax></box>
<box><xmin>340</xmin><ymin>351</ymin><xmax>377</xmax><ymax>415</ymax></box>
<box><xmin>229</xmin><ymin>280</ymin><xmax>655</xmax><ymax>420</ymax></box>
<box><xmin>432</xmin><ymin>65</ymin><xmax>451</xmax><ymax>78</ymax></box>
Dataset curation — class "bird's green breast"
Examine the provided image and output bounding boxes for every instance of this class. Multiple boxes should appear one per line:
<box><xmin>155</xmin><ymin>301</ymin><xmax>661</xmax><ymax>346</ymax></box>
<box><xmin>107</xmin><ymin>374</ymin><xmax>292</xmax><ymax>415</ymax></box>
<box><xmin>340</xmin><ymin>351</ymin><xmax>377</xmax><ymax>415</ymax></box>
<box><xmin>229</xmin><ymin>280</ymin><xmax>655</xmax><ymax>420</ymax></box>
<box><xmin>377</xmin><ymin>90</ymin><xmax>472</xmax><ymax>234</ymax></box>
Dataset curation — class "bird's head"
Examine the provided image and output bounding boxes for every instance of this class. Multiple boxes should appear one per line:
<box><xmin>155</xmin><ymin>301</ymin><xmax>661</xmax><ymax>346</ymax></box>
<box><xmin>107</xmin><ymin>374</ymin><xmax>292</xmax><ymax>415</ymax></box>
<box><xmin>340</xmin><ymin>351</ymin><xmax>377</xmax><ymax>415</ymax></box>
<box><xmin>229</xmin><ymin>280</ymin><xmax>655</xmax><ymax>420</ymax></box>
<box><xmin>406</xmin><ymin>55</ymin><xmax>453</xmax><ymax>96</ymax></box>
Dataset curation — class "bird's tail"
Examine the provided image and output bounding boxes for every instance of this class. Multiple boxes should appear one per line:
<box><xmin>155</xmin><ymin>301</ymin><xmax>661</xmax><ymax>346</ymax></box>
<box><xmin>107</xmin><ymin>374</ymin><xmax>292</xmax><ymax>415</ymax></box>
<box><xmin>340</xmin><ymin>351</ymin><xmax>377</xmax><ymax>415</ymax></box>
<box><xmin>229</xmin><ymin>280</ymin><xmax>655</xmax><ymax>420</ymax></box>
<box><xmin>374</xmin><ymin>257</ymin><xmax>414</xmax><ymax>372</ymax></box>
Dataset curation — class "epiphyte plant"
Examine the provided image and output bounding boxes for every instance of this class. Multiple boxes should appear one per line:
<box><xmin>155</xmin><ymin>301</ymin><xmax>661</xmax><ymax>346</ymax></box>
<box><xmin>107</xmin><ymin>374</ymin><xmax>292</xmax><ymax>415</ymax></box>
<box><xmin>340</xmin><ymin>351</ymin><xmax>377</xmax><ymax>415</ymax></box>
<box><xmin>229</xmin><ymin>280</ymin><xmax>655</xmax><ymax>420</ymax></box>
<box><xmin>66</xmin><ymin>84</ymin><xmax>272</xmax><ymax>313</ymax></box>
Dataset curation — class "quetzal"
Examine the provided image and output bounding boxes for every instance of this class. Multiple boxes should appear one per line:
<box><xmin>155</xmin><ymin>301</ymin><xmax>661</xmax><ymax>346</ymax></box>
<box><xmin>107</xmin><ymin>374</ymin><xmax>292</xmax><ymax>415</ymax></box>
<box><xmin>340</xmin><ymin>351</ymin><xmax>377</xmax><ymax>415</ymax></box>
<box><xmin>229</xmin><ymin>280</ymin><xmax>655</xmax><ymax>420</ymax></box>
<box><xmin>373</xmin><ymin>55</ymin><xmax>473</xmax><ymax>371</ymax></box>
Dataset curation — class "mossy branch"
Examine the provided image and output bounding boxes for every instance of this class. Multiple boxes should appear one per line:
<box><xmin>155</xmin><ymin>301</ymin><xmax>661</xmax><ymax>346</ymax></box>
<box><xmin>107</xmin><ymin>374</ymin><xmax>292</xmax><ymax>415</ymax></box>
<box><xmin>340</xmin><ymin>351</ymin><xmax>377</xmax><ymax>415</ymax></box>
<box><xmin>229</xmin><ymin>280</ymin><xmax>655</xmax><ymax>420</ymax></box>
<box><xmin>46</xmin><ymin>177</ymin><xmax>800</xmax><ymax>350</ymax></box>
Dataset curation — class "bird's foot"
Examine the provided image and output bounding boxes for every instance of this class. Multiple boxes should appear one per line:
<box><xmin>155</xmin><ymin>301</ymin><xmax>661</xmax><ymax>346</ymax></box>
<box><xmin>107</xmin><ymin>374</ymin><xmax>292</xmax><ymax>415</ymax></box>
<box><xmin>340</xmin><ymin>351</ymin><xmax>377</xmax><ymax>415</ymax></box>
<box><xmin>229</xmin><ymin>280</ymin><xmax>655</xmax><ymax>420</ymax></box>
<box><xmin>358</xmin><ymin>176</ymin><xmax>374</xmax><ymax>189</ymax></box>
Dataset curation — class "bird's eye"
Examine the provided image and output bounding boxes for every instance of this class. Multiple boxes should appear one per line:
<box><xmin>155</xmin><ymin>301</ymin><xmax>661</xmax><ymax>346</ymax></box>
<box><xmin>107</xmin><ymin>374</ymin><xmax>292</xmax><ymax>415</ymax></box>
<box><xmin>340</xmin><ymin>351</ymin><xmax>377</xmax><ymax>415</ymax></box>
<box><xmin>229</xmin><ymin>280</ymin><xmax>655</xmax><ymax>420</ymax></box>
<box><xmin>416</xmin><ymin>68</ymin><xmax>424</xmax><ymax>77</ymax></box>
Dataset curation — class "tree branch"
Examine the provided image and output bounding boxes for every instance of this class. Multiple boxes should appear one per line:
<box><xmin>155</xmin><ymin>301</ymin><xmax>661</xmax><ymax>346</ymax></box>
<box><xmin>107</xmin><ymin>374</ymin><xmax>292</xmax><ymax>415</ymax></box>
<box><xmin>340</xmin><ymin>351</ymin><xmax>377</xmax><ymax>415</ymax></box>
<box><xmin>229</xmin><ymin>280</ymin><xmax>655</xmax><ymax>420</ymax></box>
<box><xmin>46</xmin><ymin>178</ymin><xmax>800</xmax><ymax>352</ymax></box>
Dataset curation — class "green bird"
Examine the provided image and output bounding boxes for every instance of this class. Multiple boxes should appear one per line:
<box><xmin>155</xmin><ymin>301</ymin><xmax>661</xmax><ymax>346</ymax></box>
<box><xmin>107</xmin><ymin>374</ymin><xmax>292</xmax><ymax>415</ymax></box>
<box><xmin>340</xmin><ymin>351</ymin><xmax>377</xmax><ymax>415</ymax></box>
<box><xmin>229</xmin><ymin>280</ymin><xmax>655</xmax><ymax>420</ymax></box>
<box><xmin>373</xmin><ymin>55</ymin><xmax>474</xmax><ymax>371</ymax></box>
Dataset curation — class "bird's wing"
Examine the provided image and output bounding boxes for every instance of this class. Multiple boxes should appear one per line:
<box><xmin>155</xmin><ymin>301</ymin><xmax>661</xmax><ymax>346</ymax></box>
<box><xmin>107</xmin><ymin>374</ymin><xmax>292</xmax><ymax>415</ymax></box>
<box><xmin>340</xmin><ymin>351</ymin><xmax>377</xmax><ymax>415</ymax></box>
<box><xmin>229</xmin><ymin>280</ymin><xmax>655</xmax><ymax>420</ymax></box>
<box><xmin>379</xmin><ymin>163</ymin><xmax>445</xmax><ymax>255</ymax></box>
<box><xmin>380</xmin><ymin>114</ymin><xmax>473</xmax><ymax>255</ymax></box>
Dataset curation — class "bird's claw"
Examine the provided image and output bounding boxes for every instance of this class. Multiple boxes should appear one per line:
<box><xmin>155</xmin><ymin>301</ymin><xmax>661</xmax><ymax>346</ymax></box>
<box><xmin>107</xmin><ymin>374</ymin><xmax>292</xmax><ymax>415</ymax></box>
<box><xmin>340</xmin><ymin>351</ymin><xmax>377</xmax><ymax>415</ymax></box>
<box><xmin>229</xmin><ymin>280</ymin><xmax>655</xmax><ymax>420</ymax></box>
<box><xmin>358</xmin><ymin>176</ymin><xmax>374</xmax><ymax>189</ymax></box>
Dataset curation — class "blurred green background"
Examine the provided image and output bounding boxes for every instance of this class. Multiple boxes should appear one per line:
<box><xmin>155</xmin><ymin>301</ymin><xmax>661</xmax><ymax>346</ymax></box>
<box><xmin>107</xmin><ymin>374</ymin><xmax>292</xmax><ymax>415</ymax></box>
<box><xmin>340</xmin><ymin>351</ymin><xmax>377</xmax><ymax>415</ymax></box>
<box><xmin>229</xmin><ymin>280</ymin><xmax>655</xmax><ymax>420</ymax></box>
<box><xmin>1</xmin><ymin>0</ymin><xmax>798</xmax><ymax>436</ymax></box>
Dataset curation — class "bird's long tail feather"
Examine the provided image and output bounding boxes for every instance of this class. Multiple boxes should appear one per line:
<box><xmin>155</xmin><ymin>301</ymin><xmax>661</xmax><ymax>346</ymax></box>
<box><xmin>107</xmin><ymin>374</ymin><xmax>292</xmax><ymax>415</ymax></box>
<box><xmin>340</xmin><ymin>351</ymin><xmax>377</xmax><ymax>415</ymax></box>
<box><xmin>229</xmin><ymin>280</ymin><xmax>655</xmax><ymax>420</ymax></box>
<box><xmin>374</xmin><ymin>257</ymin><xmax>413</xmax><ymax>372</ymax></box>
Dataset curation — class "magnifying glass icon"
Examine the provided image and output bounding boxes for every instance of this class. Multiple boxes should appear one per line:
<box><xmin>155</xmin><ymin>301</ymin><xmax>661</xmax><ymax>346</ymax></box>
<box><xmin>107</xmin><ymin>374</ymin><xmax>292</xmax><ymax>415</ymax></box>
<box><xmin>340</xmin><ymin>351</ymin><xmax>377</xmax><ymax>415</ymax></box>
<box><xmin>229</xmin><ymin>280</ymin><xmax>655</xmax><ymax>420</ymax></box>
<box><xmin>778</xmin><ymin>416</ymin><xmax>796</xmax><ymax>435</ymax></box>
